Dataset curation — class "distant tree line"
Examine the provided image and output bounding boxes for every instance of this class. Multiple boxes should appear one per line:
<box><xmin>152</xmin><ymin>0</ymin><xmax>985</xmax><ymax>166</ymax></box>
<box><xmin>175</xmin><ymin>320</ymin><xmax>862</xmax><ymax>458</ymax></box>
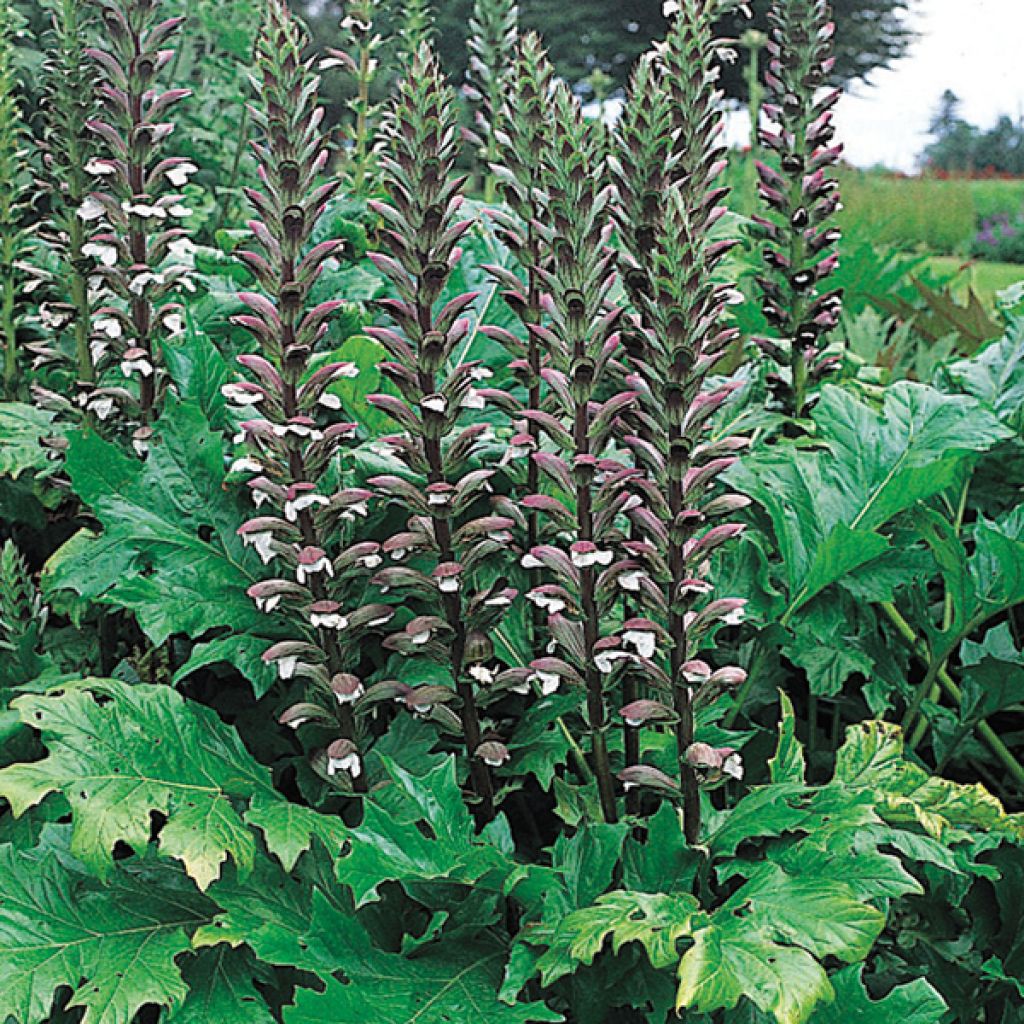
<box><xmin>297</xmin><ymin>0</ymin><xmax>917</xmax><ymax>103</ymax></box>
<box><xmin>924</xmin><ymin>90</ymin><xmax>1024</xmax><ymax>177</ymax></box>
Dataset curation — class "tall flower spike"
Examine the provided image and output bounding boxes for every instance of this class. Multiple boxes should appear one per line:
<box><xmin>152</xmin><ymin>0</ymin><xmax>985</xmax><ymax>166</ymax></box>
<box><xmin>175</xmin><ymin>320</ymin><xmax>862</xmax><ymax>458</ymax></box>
<box><xmin>0</xmin><ymin>5</ymin><xmax>32</xmax><ymax>399</ymax></box>
<box><xmin>397</xmin><ymin>0</ymin><xmax>434</xmax><ymax>63</ymax></box>
<box><xmin>483</xmin><ymin>33</ymin><xmax>556</xmax><ymax>640</ymax></box>
<box><xmin>35</xmin><ymin>0</ymin><xmax>101</xmax><ymax>395</ymax></box>
<box><xmin>465</xmin><ymin>0</ymin><xmax>519</xmax><ymax>203</ymax></box>
<box><xmin>755</xmin><ymin>0</ymin><xmax>843</xmax><ymax>420</ymax></box>
<box><xmin>231</xmin><ymin>0</ymin><xmax>380</xmax><ymax>792</ymax></box>
<box><xmin>612</xmin><ymin>1</ymin><xmax>750</xmax><ymax>843</ymax></box>
<box><xmin>366</xmin><ymin>44</ymin><xmax>515</xmax><ymax>823</ymax></box>
<box><xmin>518</xmin><ymin>80</ymin><xmax>625</xmax><ymax>824</ymax></box>
<box><xmin>82</xmin><ymin>0</ymin><xmax>194</xmax><ymax>426</ymax></box>
<box><xmin>0</xmin><ymin>540</ymin><xmax>50</xmax><ymax>687</ymax></box>
<box><xmin>323</xmin><ymin>0</ymin><xmax>385</xmax><ymax>196</ymax></box>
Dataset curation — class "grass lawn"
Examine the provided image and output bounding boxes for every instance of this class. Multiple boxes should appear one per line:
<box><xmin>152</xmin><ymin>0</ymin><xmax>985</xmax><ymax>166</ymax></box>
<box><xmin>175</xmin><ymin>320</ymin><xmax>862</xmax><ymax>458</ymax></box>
<box><xmin>926</xmin><ymin>255</ymin><xmax>1024</xmax><ymax>305</ymax></box>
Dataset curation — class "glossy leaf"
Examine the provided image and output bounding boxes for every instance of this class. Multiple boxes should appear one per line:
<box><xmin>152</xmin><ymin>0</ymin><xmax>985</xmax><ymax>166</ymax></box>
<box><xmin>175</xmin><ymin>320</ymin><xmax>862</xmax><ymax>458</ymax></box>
<box><xmin>0</xmin><ymin>678</ymin><xmax>344</xmax><ymax>887</ymax></box>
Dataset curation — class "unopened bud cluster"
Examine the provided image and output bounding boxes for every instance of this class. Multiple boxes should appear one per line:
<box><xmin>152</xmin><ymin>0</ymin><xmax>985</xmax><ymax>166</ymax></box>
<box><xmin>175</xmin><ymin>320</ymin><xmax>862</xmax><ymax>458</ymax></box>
<box><xmin>753</xmin><ymin>0</ymin><xmax>844</xmax><ymax>418</ymax></box>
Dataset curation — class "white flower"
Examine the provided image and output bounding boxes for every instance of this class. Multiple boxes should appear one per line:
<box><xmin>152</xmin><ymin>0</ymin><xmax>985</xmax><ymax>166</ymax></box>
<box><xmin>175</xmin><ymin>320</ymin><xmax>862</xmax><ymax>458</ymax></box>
<box><xmin>358</xmin><ymin>552</ymin><xmax>382</xmax><ymax>569</ymax></box>
<box><xmin>716</xmin><ymin>47</ymin><xmax>739</xmax><ymax>64</ymax></box>
<box><xmin>531</xmin><ymin>670</ymin><xmax>560</xmax><ymax>696</ymax></box>
<box><xmin>339</xmin><ymin>500</ymin><xmax>369</xmax><ymax>522</ymax></box>
<box><xmin>129</xmin><ymin>271</ymin><xmax>164</xmax><ymax>295</ymax></box>
<box><xmin>723</xmin><ymin>752</ymin><xmax>744</xmax><ymax>781</ymax></box>
<box><xmin>662</xmin><ymin>0</ymin><xmax>680</xmax><ymax>15</ymax></box>
<box><xmin>230</xmin><ymin>456</ymin><xmax>263</xmax><ymax>475</ymax></box>
<box><xmin>622</xmin><ymin>628</ymin><xmax>657</xmax><ymax>660</ymax></box>
<box><xmin>571</xmin><ymin>545</ymin><xmax>614</xmax><ymax>569</ymax></box>
<box><xmin>164</xmin><ymin>161</ymin><xmax>199</xmax><ymax>187</ymax></box>
<box><xmin>88</xmin><ymin>395</ymin><xmax>115</xmax><ymax>421</ymax></box>
<box><xmin>318</xmin><ymin>392</ymin><xmax>342</xmax><ymax>410</ymax></box>
<box><xmin>595</xmin><ymin>650</ymin><xmax>629</xmax><ymax>674</ymax></box>
<box><xmin>469</xmin><ymin>366</ymin><xmax>493</xmax><ymax>382</ymax></box>
<box><xmin>284</xmin><ymin>493</ymin><xmax>329</xmax><ymax>522</ymax></box>
<box><xmin>296</xmin><ymin>555</ymin><xmax>334</xmax><ymax>585</ymax></box>
<box><xmin>253</xmin><ymin>592</ymin><xmax>281</xmax><ymax>613</ymax></box>
<box><xmin>167</xmin><ymin>237</ymin><xmax>197</xmax><ymax>261</ymax></box>
<box><xmin>327</xmin><ymin>751</ymin><xmax>361</xmax><ymax>777</ymax></box>
<box><xmin>618</xmin><ymin>570</ymin><xmax>645</xmax><ymax>592</ymax></box>
<box><xmin>437</xmin><ymin>576</ymin><xmax>460</xmax><ymax>593</ymax></box>
<box><xmin>162</xmin><ymin>311</ymin><xmax>184</xmax><ymax>335</ymax></box>
<box><xmin>520</xmin><ymin>553</ymin><xmax>543</xmax><ymax>569</ymax></box>
<box><xmin>167</xmin><ymin>203</ymin><xmax>193</xmax><ymax>218</ymax></box>
<box><xmin>427</xmin><ymin>491</ymin><xmax>450</xmax><ymax>507</ymax></box>
<box><xmin>83</xmin><ymin>242</ymin><xmax>118</xmax><ymax>267</ymax></box>
<box><xmin>277</xmin><ymin>655</ymin><xmax>299</xmax><ymax>679</ymax></box>
<box><xmin>122</xmin><ymin>200</ymin><xmax>167</xmax><ymax>220</ymax></box>
<box><xmin>462</xmin><ymin>389</ymin><xmax>485</xmax><ymax>410</ymax></box>
<box><xmin>132</xmin><ymin>436</ymin><xmax>150</xmax><ymax>457</ymax></box>
<box><xmin>242</xmin><ymin>531</ymin><xmax>276</xmax><ymax>565</ymax></box>
<box><xmin>527</xmin><ymin>590</ymin><xmax>565</xmax><ymax>615</ymax></box>
<box><xmin>94</xmin><ymin>315</ymin><xmax>122</xmax><ymax>339</ymax></box>
<box><xmin>221</xmin><ymin>383</ymin><xmax>263</xmax><ymax>406</ymax></box>
<box><xmin>723</xmin><ymin>287</ymin><xmax>745</xmax><ymax>305</ymax></box>
<box><xmin>77</xmin><ymin>197</ymin><xmax>105</xmax><ymax>221</ymax></box>
<box><xmin>483</xmin><ymin>592</ymin><xmax>513</xmax><ymax>607</ymax></box>
<box><xmin>469</xmin><ymin>664</ymin><xmax>495</xmax><ymax>684</ymax></box>
<box><xmin>421</xmin><ymin>395</ymin><xmax>447</xmax><ymax>414</ymax></box>
<box><xmin>85</xmin><ymin>158</ymin><xmax>116</xmax><ymax>176</ymax></box>
<box><xmin>120</xmin><ymin>354</ymin><xmax>154</xmax><ymax>378</ymax></box>
<box><xmin>410</xmin><ymin>626</ymin><xmax>433</xmax><ymax>645</ymax></box>
<box><xmin>390</xmin><ymin>547</ymin><xmax>407</xmax><ymax>562</ymax></box>
<box><xmin>285</xmin><ymin>715</ymin><xmax>311</xmax><ymax>730</ymax></box>
<box><xmin>722</xmin><ymin>606</ymin><xmax>746</xmax><ymax>627</ymax></box>
<box><xmin>310</xmin><ymin>610</ymin><xmax>349</xmax><ymax>630</ymax></box>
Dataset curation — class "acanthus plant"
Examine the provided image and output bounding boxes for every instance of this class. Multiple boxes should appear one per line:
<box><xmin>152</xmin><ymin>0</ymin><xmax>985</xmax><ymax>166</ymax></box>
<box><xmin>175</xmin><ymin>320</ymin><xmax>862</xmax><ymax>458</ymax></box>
<box><xmin>322</xmin><ymin>0</ymin><xmax>386</xmax><ymax>196</ymax></box>
<box><xmin>73</xmin><ymin>0</ymin><xmax>196</xmax><ymax>439</ymax></box>
<box><xmin>483</xmin><ymin>33</ymin><xmax>554</xmax><ymax>646</ymax></box>
<box><xmin>493</xmin><ymin>73</ymin><xmax>631</xmax><ymax>825</ymax></box>
<box><xmin>0</xmin><ymin>4</ymin><xmax>32</xmax><ymax>399</ymax></box>
<box><xmin>363</xmin><ymin>44</ymin><xmax>521</xmax><ymax>823</ymax></box>
<box><xmin>610</xmin><ymin>0</ymin><xmax>751</xmax><ymax>841</ymax></box>
<box><xmin>465</xmin><ymin>0</ymin><xmax>519</xmax><ymax>203</ymax></box>
<box><xmin>227</xmin><ymin>0</ymin><xmax>389</xmax><ymax>794</ymax></box>
<box><xmin>28</xmin><ymin>0</ymin><xmax>101</xmax><ymax>398</ymax></box>
<box><xmin>753</xmin><ymin>0</ymin><xmax>844</xmax><ymax>421</ymax></box>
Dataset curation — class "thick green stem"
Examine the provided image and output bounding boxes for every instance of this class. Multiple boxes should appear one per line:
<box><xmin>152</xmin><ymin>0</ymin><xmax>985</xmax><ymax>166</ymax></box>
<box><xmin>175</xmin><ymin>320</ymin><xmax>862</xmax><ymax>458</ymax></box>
<box><xmin>882</xmin><ymin>602</ymin><xmax>1024</xmax><ymax>792</ymax></box>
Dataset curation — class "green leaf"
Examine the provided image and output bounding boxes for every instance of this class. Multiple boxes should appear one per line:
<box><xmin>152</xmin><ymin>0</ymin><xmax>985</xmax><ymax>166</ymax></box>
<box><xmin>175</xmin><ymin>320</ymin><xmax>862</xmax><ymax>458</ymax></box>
<box><xmin>768</xmin><ymin>691</ymin><xmax>805</xmax><ymax>783</ymax></box>
<box><xmin>731</xmin><ymin>383</ymin><xmax>1010</xmax><ymax>617</ymax></box>
<box><xmin>339</xmin><ymin>754</ymin><xmax>508</xmax><ymax>908</ymax></box>
<box><xmin>324</xmin><ymin>334</ymin><xmax>394</xmax><ymax>436</ymax></box>
<box><xmin>808</xmin><ymin>965</ymin><xmax>947</xmax><ymax>1023</ymax></box>
<box><xmin>161</xmin><ymin>316</ymin><xmax>232</xmax><ymax>431</ymax></box>
<box><xmin>0</xmin><ymin>835</ymin><xmax>211</xmax><ymax>1024</ymax></box>
<box><xmin>0</xmin><ymin>402</ymin><xmax>57</xmax><ymax>479</ymax></box>
<box><xmin>536</xmin><ymin>890</ymin><xmax>705</xmax><ymax>981</ymax></box>
<box><xmin>621</xmin><ymin>801</ymin><xmax>700</xmax><ymax>895</ymax></box>
<box><xmin>166</xmin><ymin>946</ymin><xmax>276</xmax><ymax>1024</ymax></box>
<box><xmin>45</xmin><ymin>398</ymin><xmax>281</xmax><ymax>695</ymax></box>
<box><xmin>286</xmin><ymin>893</ymin><xmax>562</xmax><ymax>1024</ymax></box>
<box><xmin>0</xmin><ymin>679</ymin><xmax>344</xmax><ymax>887</ymax></box>
<box><xmin>944</xmin><ymin>320</ymin><xmax>1024</xmax><ymax>429</ymax></box>
<box><xmin>834</xmin><ymin>719</ymin><xmax>1024</xmax><ymax>841</ymax></box>
<box><xmin>676</xmin><ymin>925</ymin><xmax>833</xmax><ymax>1024</ymax></box>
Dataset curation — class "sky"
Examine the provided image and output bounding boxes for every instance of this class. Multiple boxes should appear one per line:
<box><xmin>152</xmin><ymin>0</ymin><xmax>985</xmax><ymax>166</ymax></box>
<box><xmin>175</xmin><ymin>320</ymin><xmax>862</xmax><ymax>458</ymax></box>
<box><xmin>835</xmin><ymin>0</ymin><xmax>1024</xmax><ymax>171</ymax></box>
<box><xmin>722</xmin><ymin>0</ymin><xmax>1024</xmax><ymax>172</ymax></box>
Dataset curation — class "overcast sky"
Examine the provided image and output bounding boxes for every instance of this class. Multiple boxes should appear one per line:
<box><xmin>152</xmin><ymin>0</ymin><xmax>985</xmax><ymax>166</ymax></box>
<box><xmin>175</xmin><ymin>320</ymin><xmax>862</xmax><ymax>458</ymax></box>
<box><xmin>832</xmin><ymin>0</ymin><xmax>1024</xmax><ymax>171</ymax></box>
<box><xmin>718</xmin><ymin>0</ymin><xmax>1024</xmax><ymax>171</ymax></box>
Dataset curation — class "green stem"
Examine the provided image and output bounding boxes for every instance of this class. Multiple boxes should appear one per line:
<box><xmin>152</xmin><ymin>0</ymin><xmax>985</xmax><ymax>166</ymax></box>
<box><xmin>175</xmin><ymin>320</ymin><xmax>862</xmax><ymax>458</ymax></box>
<box><xmin>882</xmin><ymin>602</ymin><xmax>1024</xmax><ymax>791</ymax></box>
